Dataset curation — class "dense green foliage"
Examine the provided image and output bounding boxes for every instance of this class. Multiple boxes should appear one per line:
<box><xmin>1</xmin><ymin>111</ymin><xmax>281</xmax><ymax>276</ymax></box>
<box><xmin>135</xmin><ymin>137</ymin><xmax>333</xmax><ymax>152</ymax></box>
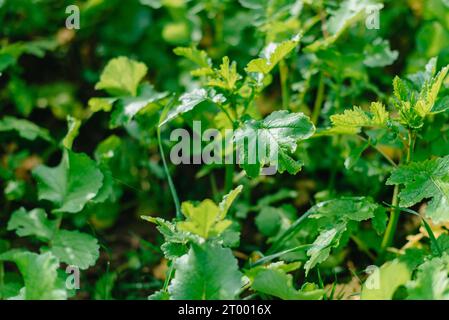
<box><xmin>1</xmin><ymin>0</ymin><xmax>449</xmax><ymax>300</ymax></box>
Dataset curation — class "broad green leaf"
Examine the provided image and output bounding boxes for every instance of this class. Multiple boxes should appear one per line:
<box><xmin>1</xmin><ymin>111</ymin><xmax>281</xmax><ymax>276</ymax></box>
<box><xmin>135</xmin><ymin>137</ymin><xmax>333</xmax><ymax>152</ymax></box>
<box><xmin>32</xmin><ymin>150</ymin><xmax>104</xmax><ymax>214</ymax></box>
<box><xmin>7</xmin><ymin>208</ymin><xmax>56</xmax><ymax>241</ymax></box>
<box><xmin>406</xmin><ymin>255</ymin><xmax>449</xmax><ymax>300</ymax></box>
<box><xmin>50</xmin><ymin>230</ymin><xmax>100</xmax><ymax>270</ymax></box>
<box><xmin>245</xmin><ymin>35</ymin><xmax>300</xmax><ymax>74</ymax></box>
<box><xmin>160</xmin><ymin>88</ymin><xmax>226</xmax><ymax>126</ymax></box>
<box><xmin>361</xmin><ymin>260</ymin><xmax>411</xmax><ymax>300</ymax></box>
<box><xmin>0</xmin><ymin>116</ymin><xmax>53</xmax><ymax>142</ymax></box>
<box><xmin>0</xmin><ymin>251</ymin><xmax>66</xmax><ymax>300</ymax></box>
<box><xmin>255</xmin><ymin>207</ymin><xmax>283</xmax><ymax>237</ymax></box>
<box><xmin>173</xmin><ymin>46</ymin><xmax>213</xmax><ymax>76</ymax></box>
<box><xmin>177</xmin><ymin>185</ymin><xmax>242</xmax><ymax>239</ymax></box>
<box><xmin>62</xmin><ymin>116</ymin><xmax>81</xmax><ymax>149</ymax></box>
<box><xmin>329</xmin><ymin>102</ymin><xmax>389</xmax><ymax>134</ymax></box>
<box><xmin>109</xmin><ymin>83</ymin><xmax>168</xmax><ymax>127</ymax></box>
<box><xmin>168</xmin><ymin>242</ymin><xmax>242</xmax><ymax>299</ymax></box>
<box><xmin>234</xmin><ymin>110</ymin><xmax>315</xmax><ymax>178</ymax></box>
<box><xmin>251</xmin><ymin>268</ymin><xmax>324</xmax><ymax>300</ymax></box>
<box><xmin>95</xmin><ymin>57</ymin><xmax>148</xmax><ymax>96</ymax></box>
<box><xmin>304</xmin><ymin>223</ymin><xmax>346</xmax><ymax>275</ymax></box>
<box><xmin>307</xmin><ymin>197</ymin><xmax>383</xmax><ymax>224</ymax></box>
<box><xmin>386</xmin><ymin>155</ymin><xmax>449</xmax><ymax>223</ymax></box>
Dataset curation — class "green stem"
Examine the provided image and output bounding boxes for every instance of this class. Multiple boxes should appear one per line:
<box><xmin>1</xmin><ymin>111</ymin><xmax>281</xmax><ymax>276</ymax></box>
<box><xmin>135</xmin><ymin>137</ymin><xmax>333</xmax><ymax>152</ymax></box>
<box><xmin>379</xmin><ymin>129</ymin><xmax>416</xmax><ymax>257</ymax></box>
<box><xmin>379</xmin><ymin>184</ymin><xmax>400</xmax><ymax>258</ymax></box>
<box><xmin>163</xmin><ymin>262</ymin><xmax>175</xmax><ymax>292</ymax></box>
<box><xmin>158</xmin><ymin>127</ymin><xmax>181</xmax><ymax>219</ymax></box>
<box><xmin>279</xmin><ymin>60</ymin><xmax>290</xmax><ymax>110</ymax></box>
<box><xmin>218</xmin><ymin>104</ymin><xmax>235</xmax><ymax>128</ymax></box>
<box><xmin>210</xmin><ymin>173</ymin><xmax>219</xmax><ymax>202</ymax></box>
<box><xmin>224</xmin><ymin>163</ymin><xmax>234</xmax><ymax>194</ymax></box>
<box><xmin>356</xmin><ymin>135</ymin><xmax>397</xmax><ymax>167</ymax></box>
<box><xmin>312</xmin><ymin>72</ymin><xmax>325</xmax><ymax>124</ymax></box>
<box><xmin>0</xmin><ymin>262</ymin><xmax>4</xmax><ymax>300</ymax></box>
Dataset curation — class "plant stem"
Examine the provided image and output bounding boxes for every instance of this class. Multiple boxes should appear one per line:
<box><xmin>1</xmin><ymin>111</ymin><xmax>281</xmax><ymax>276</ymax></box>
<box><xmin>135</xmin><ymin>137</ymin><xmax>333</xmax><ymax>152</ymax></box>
<box><xmin>379</xmin><ymin>184</ymin><xmax>400</xmax><ymax>258</ymax></box>
<box><xmin>356</xmin><ymin>135</ymin><xmax>397</xmax><ymax>167</ymax></box>
<box><xmin>312</xmin><ymin>72</ymin><xmax>325</xmax><ymax>124</ymax></box>
<box><xmin>379</xmin><ymin>129</ymin><xmax>415</xmax><ymax>257</ymax></box>
<box><xmin>0</xmin><ymin>262</ymin><xmax>4</xmax><ymax>300</ymax></box>
<box><xmin>224</xmin><ymin>163</ymin><xmax>234</xmax><ymax>193</ymax></box>
<box><xmin>218</xmin><ymin>104</ymin><xmax>235</xmax><ymax>127</ymax></box>
<box><xmin>279</xmin><ymin>59</ymin><xmax>290</xmax><ymax>110</ymax></box>
<box><xmin>157</xmin><ymin>127</ymin><xmax>181</xmax><ymax>219</ymax></box>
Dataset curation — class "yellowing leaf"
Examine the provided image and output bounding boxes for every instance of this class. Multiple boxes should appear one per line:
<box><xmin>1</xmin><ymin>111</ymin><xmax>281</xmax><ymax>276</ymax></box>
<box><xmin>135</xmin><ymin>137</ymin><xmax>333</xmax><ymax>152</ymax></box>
<box><xmin>207</xmin><ymin>56</ymin><xmax>242</xmax><ymax>91</ymax></box>
<box><xmin>245</xmin><ymin>36</ymin><xmax>300</xmax><ymax>74</ymax></box>
<box><xmin>177</xmin><ymin>185</ymin><xmax>242</xmax><ymax>239</ymax></box>
<box><xmin>95</xmin><ymin>57</ymin><xmax>148</xmax><ymax>97</ymax></box>
<box><xmin>361</xmin><ymin>260</ymin><xmax>411</xmax><ymax>300</ymax></box>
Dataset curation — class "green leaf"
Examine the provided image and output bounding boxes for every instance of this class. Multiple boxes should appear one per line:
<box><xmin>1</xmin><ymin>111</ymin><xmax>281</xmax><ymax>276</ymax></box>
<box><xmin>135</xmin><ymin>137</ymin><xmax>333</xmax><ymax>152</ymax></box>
<box><xmin>50</xmin><ymin>230</ymin><xmax>100</xmax><ymax>270</ymax></box>
<box><xmin>109</xmin><ymin>83</ymin><xmax>167</xmax><ymax>127</ymax></box>
<box><xmin>177</xmin><ymin>185</ymin><xmax>242</xmax><ymax>239</ymax></box>
<box><xmin>251</xmin><ymin>268</ymin><xmax>324</xmax><ymax>300</ymax></box>
<box><xmin>307</xmin><ymin>197</ymin><xmax>382</xmax><ymax>223</ymax></box>
<box><xmin>168</xmin><ymin>242</ymin><xmax>242</xmax><ymax>300</ymax></box>
<box><xmin>386</xmin><ymin>155</ymin><xmax>449</xmax><ymax>223</ymax></box>
<box><xmin>0</xmin><ymin>116</ymin><xmax>52</xmax><ymax>142</ymax></box>
<box><xmin>329</xmin><ymin>102</ymin><xmax>389</xmax><ymax>134</ymax></box>
<box><xmin>0</xmin><ymin>251</ymin><xmax>66</xmax><ymax>300</ymax></box>
<box><xmin>406</xmin><ymin>255</ymin><xmax>449</xmax><ymax>300</ymax></box>
<box><xmin>432</xmin><ymin>96</ymin><xmax>449</xmax><ymax>114</ymax></box>
<box><xmin>361</xmin><ymin>259</ymin><xmax>411</xmax><ymax>300</ymax></box>
<box><xmin>160</xmin><ymin>88</ymin><xmax>226</xmax><ymax>126</ymax></box>
<box><xmin>432</xmin><ymin>234</ymin><xmax>449</xmax><ymax>256</ymax></box>
<box><xmin>94</xmin><ymin>272</ymin><xmax>117</xmax><ymax>300</ymax></box>
<box><xmin>393</xmin><ymin>60</ymin><xmax>449</xmax><ymax>128</ymax></box>
<box><xmin>304</xmin><ymin>223</ymin><xmax>347</xmax><ymax>275</ymax></box>
<box><xmin>173</xmin><ymin>46</ymin><xmax>213</xmax><ymax>76</ymax></box>
<box><xmin>88</xmin><ymin>97</ymin><xmax>118</xmax><ymax>113</ymax></box>
<box><xmin>141</xmin><ymin>216</ymin><xmax>189</xmax><ymax>259</ymax></box>
<box><xmin>95</xmin><ymin>57</ymin><xmax>148</xmax><ymax>96</ymax></box>
<box><xmin>305</xmin><ymin>1</ymin><xmax>383</xmax><ymax>52</ymax></box>
<box><xmin>255</xmin><ymin>207</ymin><xmax>283</xmax><ymax>237</ymax></box>
<box><xmin>207</xmin><ymin>56</ymin><xmax>242</xmax><ymax>91</ymax></box>
<box><xmin>7</xmin><ymin>208</ymin><xmax>56</xmax><ymax>241</ymax></box>
<box><xmin>234</xmin><ymin>110</ymin><xmax>315</xmax><ymax>177</ymax></box>
<box><xmin>32</xmin><ymin>150</ymin><xmax>104</xmax><ymax>214</ymax></box>
<box><xmin>245</xmin><ymin>35</ymin><xmax>300</xmax><ymax>74</ymax></box>
<box><xmin>219</xmin><ymin>185</ymin><xmax>243</xmax><ymax>216</ymax></box>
